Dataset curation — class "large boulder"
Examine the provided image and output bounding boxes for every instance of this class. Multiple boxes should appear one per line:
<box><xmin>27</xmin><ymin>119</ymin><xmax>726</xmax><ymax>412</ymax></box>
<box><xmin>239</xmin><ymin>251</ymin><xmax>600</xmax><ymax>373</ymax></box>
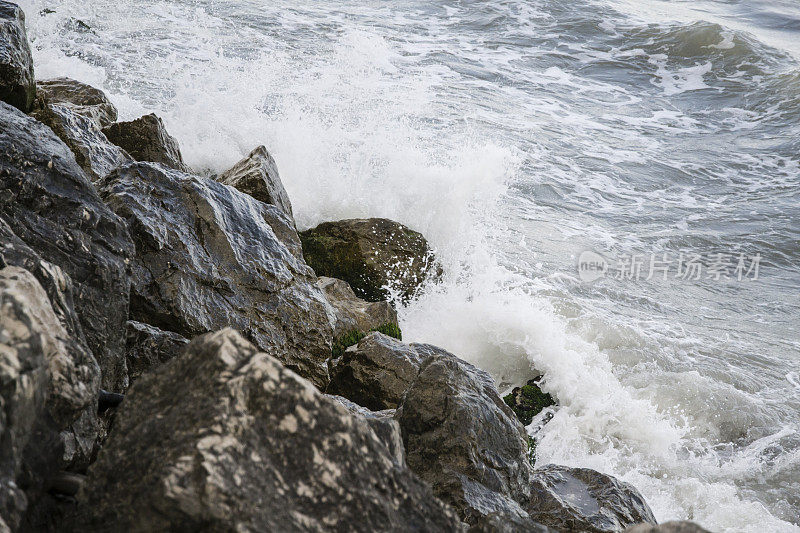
<box><xmin>0</xmin><ymin>267</ymin><xmax>100</xmax><ymax>530</ymax></box>
<box><xmin>217</xmin><ymin>145</ymin><xmax>293</xmax><ymax>218</ymax></box>
<box><xmin>0</xmin><ymin>1</ymin><xmax>35</xmax><ymax>112</ymax></box>
<box><xmin>98</xmin><ymin>162</ymin><xmax>334</xmax><ymax>388</ymax></box>
<box><xmin>102</xmin><ymin>113</ymin><xmax>189</xmax><ymax>172</ymax></box>
<box><xmin>0</xmin><ymin>101</ymin><xmax>134</xmax><ymax>391</ymax></box>
<box><xmin>124</xmin><ymin>321</ymin><xmax>188</xmax><ymax>385</ymax></box>
<box><xmin>525</xmin><ymin>465</ymin><xmax>657</xmax><ymax>533</ymax></box>
<box><xmin>625</xmin><ymin>522</ymin><xmax>710</xmax><ymax>533</ymax></box>
<box><xmin>36</xmin><ymin>77</ymin><xmax>118</xmax><ymax>128</ymax></box>
<box><xmin>74</xmin><ymin>329</ymin><xmax>464</xmax><ymax>532</ymax></box>
<box><xmin>0</xmin><ymin>219</ymin><xmax>102</xmax><ymax>472</ymax></box>
<box><xmin>300</xmin><ymin>218</ymin><xmax>438</xmax><ymax>302</ymax></box>
<box><xmin>328</xmin><ymin>332</ymin><xmax>422</xmax><ymax>411</ymax></box>
<box><xmin>32</xmin><ymin>101</ymin><xmax>132</xmax><ymax>181</ymax></box>
<box><xmin>396</xmin><ymin>345</ymin><xmax>533</xmax><ymax>524</ymax></box>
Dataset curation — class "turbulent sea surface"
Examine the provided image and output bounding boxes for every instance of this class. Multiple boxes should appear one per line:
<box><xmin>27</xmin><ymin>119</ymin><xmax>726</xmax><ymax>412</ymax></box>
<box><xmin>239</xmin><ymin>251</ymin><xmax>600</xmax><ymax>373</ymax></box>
<box><xmin>18</xmin><ymin>0</ymin><xmax>800</xmax><ymax>530</ymax></box>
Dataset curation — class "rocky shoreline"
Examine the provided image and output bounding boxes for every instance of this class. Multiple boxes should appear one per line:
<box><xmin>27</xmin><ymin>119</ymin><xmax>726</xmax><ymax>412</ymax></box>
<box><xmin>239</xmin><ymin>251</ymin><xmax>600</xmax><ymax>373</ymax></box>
<box><xmin>0</xmin><ymin>3</ymin><xmax>709</xmax><ymax>532</ymax></box>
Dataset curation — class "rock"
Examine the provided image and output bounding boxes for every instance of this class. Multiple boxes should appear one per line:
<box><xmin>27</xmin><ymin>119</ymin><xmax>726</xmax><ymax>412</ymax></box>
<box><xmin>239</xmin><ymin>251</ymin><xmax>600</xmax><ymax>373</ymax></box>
<box><xmin>0</xmin><ymin>101</ymin><xmax>134</xmax><ymax>391</ymax></box>
<box><xmin>124</xmin><ymin>321</ymin><xmax>188</xmax><ymax>385</ymax></box>
<box><xmin>32</xmin><ymin>101</ymin><xmax>132</xmax><ymax>181</ymax></box>
<box><xmin>36</xmin><ymin>77</ymin><xmax>118</xmax><ymax>128</ymax></box>
<box><xmin>0</xmin><ymin>217</ymin><xmax>84</xmax><ymax>345</ymax></box>
<box><xmin>0</xmin><ymin>219</ymin><xmax>102</xmax><ymax>473</ymax></box>
<box><xmin>74</xmin><ymin>329</ymin><xmax>464</xmax><ymax>532</ymax></box>
<box><xmin>525</xmin><ymin>465</ymin><xmax>657</xmax><ymax>533</ymax></box>
<box><xmin>0</xmin><ymin>266</ymin><xmax>100</xmax><ymax>529</ymax></box>
<box><xmin>396</xmin><ymin>345</ymin><xmax>533</xmax><ymax>524</ymax></box>
<box><xmin>318</xmin><ymin>276</ymin><xmax>398</xmax><ymax>337</ymax></box>
<box><xmin>300</xmin><ymin>218</ymin><xmax>438</xmax><ymax>302</ymax></box>
<box><xmin>503</xmin><ymin>378</ymin><xmax>555</xmax><ymax>427</ymax></box>
<box><xmin>217</xmin><ymin>145</ymin><xmax>293</xmax><ymax>219</ymax></box>
<box><xmin>328</xmin><ymin>332</ymin><xmax>422</xmax><ymax>411</ymax></box>
<box><xmin>327</xmin><ymin>394</ymin><xmax>406</xmax><ymax>467</ymax></box>
<box><xmin>625</xmin><ymin>522</ymin><xmax>711</xmax><ymax>533</ymax></box>
<box><xmin>468</xmin><ymin>511</ymin><xmax>553</xmax><ymax>533</ymax></box>
<box><xmin>102</xmin><ymin>113</ymin><xmax>189</xmax><ymax>172</ymax></box>
<box><xmin>98</xmin><ymin>162</ymin><xmax>333</xmax><ymax>389</ymax></box>
<box><xmin>0</xmin><ymin>1</ymin><xmax>35</xmax><ymax>111</ymax></box>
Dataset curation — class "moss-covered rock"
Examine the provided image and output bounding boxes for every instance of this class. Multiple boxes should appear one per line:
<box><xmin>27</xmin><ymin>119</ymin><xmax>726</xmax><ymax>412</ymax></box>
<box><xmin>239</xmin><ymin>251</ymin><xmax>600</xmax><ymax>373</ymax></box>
<box><xmin>503</xmin><ymin>378</ymin><xmax>555</xmax><ymax>427</ymax></box>
<box><xmin>331</xmin><ymin>322</ymin><xmax>402</xmax><ymax>359</ymax></box>
<box><xmin>300</xmin><ymin>218</ymin><xmax>438</xmax><ymax>302</ymax></box>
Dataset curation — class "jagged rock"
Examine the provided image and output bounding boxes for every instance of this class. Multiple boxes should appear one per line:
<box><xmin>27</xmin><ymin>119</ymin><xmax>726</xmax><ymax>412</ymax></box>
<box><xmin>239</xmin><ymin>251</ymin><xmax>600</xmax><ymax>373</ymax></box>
<box><xmin>36</xmin><ymin>77</ymin><xmax>118</xmax><ymax>128</ymax></box>
<box><xmin>217</xmin><ymin>145</ymin><xmax>293</xmax><ymax>218</ymax></box>
<box><xmin>124</xmin><ymin>321</ymin><xmax>188</xmax><ymax>385</ymax></box>
<box><xmin>525</xmin><ymin>465</ymin><xmax>657</xmax><ymax>533</ymax></box>
<box><xmin>102</xmin><ymin>114</ymin><xmax>189</xmax><ymax>172</ymax></box>
<box><xmin>0</xmin><ymin>267</ymin><xmax>100</xmax><ymax>529</ymax></box>
<box><xmin>0</xmin><ymin>101</ymin><xmax>134</xmax><ymax>391</ymax></box>
<box><xmin>98</xmin><ymin>162</ymin><xmax>333</xmax><ymax>388</ymax></box>
<box><xmin>468</xmin><ymin>511</ymin><xmax>553</xmax><ymax>533</ymax></box>
<box><xmin>396</xmin><ymin>345</ymin><xmax>533</xmax><ymax>524</ymax></box>
<box><xmin>32</xmin><ymin>101</ymin><xmax>131</xmax><ymax>181</ymax></box>
<box><xmin>328</xmin><ymin>332</ymin><xmax>422</xmax><ymax>411</ymax></box>
<box><xmin>503</xmin><ymin>378</ymin><xmax>555</xmax><ymax>427</ymax></box>
<box><xmin>327</xmin><ymin>394</ymin><xmax>406</xmax><ymax>467</ymax></box>
<box><xmin>74</xmin><ymin>329</ymin><xmax>464</xmax><ymax>532</ymax></box>
<box><xmin>0</xmin><ymin>218</ymin><xmax>84</xmax><ymax>345</ymax></box>
<box><xmin>300</xmin><ymin>218</ymin><xmax>438</xmax><ymax>302</ymax></box>
<box><xmin>625</xmin><ymin>522</ymin><xmax>711</xmax><ymax>533</ymax></box>
<box><xmin>0</xmin><ymin>1</ymin><xmax>35</xmax><ymax>111</ymax></box>
<box><xmin>318</xmin><ymin>276</ymin><xmax>397</xmax><ymax>338</ymax></box>
<box><xmin>0</xmin><ymin>220</ymin><xmax>102</xmax><ymax>473</ymax></box>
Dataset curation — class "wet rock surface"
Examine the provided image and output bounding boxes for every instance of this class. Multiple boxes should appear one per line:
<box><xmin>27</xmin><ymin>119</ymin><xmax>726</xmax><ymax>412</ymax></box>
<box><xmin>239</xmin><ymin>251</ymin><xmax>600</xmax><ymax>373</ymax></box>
<box><xmin>32</xmin><ymin>101</ymin><xmax>131</xmax><ymax>181</ymax></box>
<box><xmin>102</xmin><ymin>113</ymin><xmax>189</xmax><ymax>172</ymax></box>
<box><xmin>74</xmin><ymin>329</ymin><xmax>464</xmax><ymax>532</ymax></box>
<box><xmin>468</xmin><ymin>511</ymin><xmax>553</xmax><ymax>533</ymax></box>
<box><xmin>300</xmin><ymin>218</ymin><xmax>438</xmax><ymax>302</ymax></box>
<box><xmin>0</xmin><ymin>1</ymin><xmax>35</xmax><ymax>111</ymax></box>
<box><xmin>35</xmin><ymin>77</ymin><xmax>118</xmax><ymax>129</ymax></box>
<box><xmin>328</xmin><ymin>332</ymin><xmax>422</xmax><ymax>411</ymax></box>
<box><xmin>525</xmin><ymin>465</ymin><xmax>657</xmax><ymax>533</ymax></box>
<box><xmin>0</xmin><ymin>267</ymin><xmax>99</xmax><ymax>530</ymax></box>
<box><xmin>98</xmin><ymin>162</ymin><xmax>333</xmax><ymax>388</ymax></box>
<box><xmin>124</xmin><ymin>321</ymin><xmax>188</xmax><ymax>385</ymax></box>
<box><xmin>217</xmin><ymin>145</ymin><xmax>293</xmax><ymax>218</ymax></box>
<box><xmin>0</xmin><ymin>101</ymin><xmax>134</xmax><ymax>391</ymax></box>
<box><xmin>396</xmin><ymin>345</ymin><xmax>533</xmax><ymax>524</ymax></box>
<box><xmin>318</xmin><ymin>276</ymin><xmax>397</xmax><ymax>338</ymax></box>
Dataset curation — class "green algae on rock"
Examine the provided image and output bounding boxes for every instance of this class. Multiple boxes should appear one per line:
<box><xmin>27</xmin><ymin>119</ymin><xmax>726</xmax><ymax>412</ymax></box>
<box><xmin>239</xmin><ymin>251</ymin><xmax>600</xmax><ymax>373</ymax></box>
<box><xmin>331</xmin><ymin>322</ymin><xmax>402</xmax><ymax>359</ymax></box>
<box><xmin>503</xmin><ymin>378</ymin><xmax>555</xmax><ymax>427</ymax></box>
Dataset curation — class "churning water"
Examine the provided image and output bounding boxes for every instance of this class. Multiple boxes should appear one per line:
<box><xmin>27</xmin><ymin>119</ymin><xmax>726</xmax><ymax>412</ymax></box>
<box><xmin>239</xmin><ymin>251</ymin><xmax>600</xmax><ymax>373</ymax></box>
<box><xmin>17</xmin><ymin>0</ymin><xmax>800</xmax><ymax>530</ymax></box>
